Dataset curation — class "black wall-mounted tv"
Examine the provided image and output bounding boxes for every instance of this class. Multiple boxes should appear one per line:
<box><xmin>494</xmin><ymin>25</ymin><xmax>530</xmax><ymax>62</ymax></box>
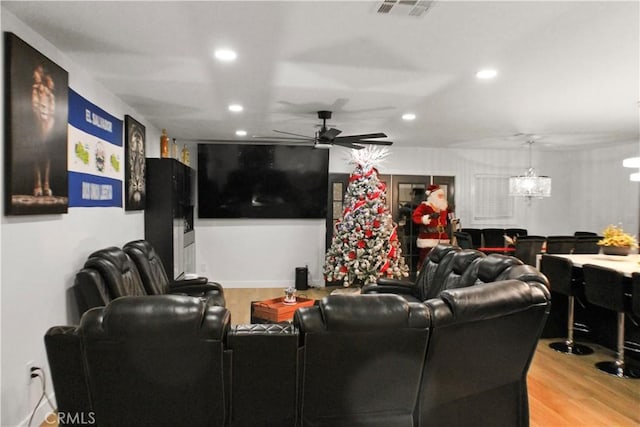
<box><xmin>197</xmin><ymin>144</ymin><xmax>329</xmax><ymax>219</ymax></box>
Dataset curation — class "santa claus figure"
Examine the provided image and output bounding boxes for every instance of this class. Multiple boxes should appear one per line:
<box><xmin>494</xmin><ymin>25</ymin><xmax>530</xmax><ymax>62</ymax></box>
<box><xmin>412</xmin><ymin>184</ymin><xmax>450</xmax><ymax>270</ymax></box>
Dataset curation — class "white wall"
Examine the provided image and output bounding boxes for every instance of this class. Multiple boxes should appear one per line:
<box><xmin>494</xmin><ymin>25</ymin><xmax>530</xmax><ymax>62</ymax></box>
<box><xmin>0</xmin><ymin>10</ymin><xmax>156</xmax><ymax>427</ymax></box>
<box><xmin>196</xmin><ymin>143</ymin><xmax>639</xmax><ymax>288</ymax></box>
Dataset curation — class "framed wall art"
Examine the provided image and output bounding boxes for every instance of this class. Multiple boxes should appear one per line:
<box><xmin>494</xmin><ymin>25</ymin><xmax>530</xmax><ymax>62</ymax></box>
<box><xmin>124</xmin><ymin>115</ymin><xmax>146</xmax><ymax>210</ymax></box>
<box><xmin>4</xmin><ymin>32</ymin><xmax>69</xmax><ymax>215</ymax></box>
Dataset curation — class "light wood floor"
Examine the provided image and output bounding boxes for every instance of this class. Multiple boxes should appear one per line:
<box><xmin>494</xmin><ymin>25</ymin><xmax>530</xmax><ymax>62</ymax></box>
<box><xmin>43</xmin><ymin>287</ymin><xmax>640</xmax><ymax>427</ymax></box>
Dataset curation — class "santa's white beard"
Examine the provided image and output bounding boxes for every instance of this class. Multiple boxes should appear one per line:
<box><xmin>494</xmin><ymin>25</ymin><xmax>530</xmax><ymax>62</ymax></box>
<box><xmin>428</xmin><ymin>194</ymin><xmax>448</xmax><ymax>212</ymax></box>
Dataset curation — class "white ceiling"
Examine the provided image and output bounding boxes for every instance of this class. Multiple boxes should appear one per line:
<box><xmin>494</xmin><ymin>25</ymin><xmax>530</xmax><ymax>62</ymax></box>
<box><xmin>3</xmin><ymin>0</ymin><xmax>639</xmax><ymax>151</ymax></box>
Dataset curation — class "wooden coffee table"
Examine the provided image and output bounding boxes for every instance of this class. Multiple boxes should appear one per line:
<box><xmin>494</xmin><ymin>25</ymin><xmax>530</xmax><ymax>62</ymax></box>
<box><xmin>250</xmin><ymin>296</ymin><xmax>316</xmax><ymax>323</ymax></box>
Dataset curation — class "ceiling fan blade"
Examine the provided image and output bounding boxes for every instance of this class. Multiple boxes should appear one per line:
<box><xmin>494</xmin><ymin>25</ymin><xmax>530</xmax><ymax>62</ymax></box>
<box><xmin>333</xmin><ymin>141</ymin><xmax>366</xmax><ymax>150</ymax></box>
<box><xmin>354</xmin><ymin>139</ymin><xmax>394</xmax><ymax>146</ymax></box>
<box><xmin>183</xmin><ymin>138</ymin><xmax>313</xmax><ymax>146</ymax></box>
<box><xmin>273</xmin><ymin>129</ymin><xmax>314</xmax><ymax>139</ymax></box>
<box><xmin>334</xmin><ymin>132</ymin><xmax>387</xmax><ymax>141</ymax></box>
<box><xmin>321</xmin><ymin>128</ymin><xmax>342</xmax><ymax>140</ymax></box>
<box><xmin>251</xmin><ymin>135</ymin><xmax>313</xmax><ymax>141</ymax></box>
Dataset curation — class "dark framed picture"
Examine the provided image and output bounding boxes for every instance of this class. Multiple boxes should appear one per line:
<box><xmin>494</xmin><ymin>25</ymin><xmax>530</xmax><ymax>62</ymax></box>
<box><xmin>124</xmin><ymin>115</ymin><xmax>146</xmax><ymax>210</ymax></box>
<box><xmin>4</xmin><ymin>32</ymin><xmax>69</xmax><ymax>215</ymax></box>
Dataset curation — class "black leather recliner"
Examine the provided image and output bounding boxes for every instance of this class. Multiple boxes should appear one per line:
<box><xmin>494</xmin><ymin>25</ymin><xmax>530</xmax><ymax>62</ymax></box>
<box><xmin>80</xmin><ymin>295</ymin><xmax>230</xmax><ymax>426</ymax></box>
<box><xmin>124</xmin><ymin>239</ymin><xmax>225</xmax><ymax>306</ymax></box>
<box><xmin>361</xmin><ymin>243</ymin><xmax>459</xmax><ymax>302</ymax></box>
<box><xmin>294</xmin><ymin>294</ymin><xmax>430</xmax><ymax>427</ymax></box>
<box><xmin>417</xmin><ymin>279</ymin><xmax>551</xmax><ymax>427</ymax></box>
<box><xmin>73</xmin><ymin>246</ymin><xmax>225</xmax><ymax>315</ymax></box>
<box><xmin>362</xmin><ymin>248</ymin><xmax>528</xmax><ymax>302</ymax></box>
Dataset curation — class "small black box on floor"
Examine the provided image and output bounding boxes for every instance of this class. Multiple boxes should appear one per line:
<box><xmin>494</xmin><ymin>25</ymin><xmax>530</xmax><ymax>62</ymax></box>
<box><xmin>295</xmin><ymin>267</ymin><xmax>308</xmax><ymax>290</ymax></box>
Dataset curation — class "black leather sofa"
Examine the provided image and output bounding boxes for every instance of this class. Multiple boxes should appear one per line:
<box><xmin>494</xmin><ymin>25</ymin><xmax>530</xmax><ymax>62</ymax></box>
<box><xmin>46</xmin><ymin>244</ymin><xmax>550</xmax><ymax>427</ymax></box>
<box><xmin>73</xmin><ymin>242</ymin><xmax>225</xmax><ymax>315</ymax></box>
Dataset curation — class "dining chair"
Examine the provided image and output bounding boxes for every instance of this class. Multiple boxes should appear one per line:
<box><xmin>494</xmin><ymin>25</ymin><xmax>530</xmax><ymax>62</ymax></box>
<box><xmin>545</xmin><ymin>236</ymin><xmax>576</xmax><ymax>254</ymax></box>
<box><xmin>504</xmin><ymin>228</ymin><xmax>528</xmax><ymax>240</ymax></box>
<box><xmin>453</xmin><ymin>231</ymin><xmax>474</xmax><ymax>249</ymax></box>
<box><xmin>540</xmin><ymin>255</ymin><xmax>593</xmax><ymax>355</ymax></box>
<box><xmin>573</xmin><ymin>236</ymin><xmax>601</xmax><ymax>254</ymax></box>
<box><xmin>461</xmin><ymin>228</ymin><xmax>482</xmax><ymax>249</ymax></box>
<box><xmin>582</xmin><ymin>265</ymin><xmax>640</xmax><ymax>378</ymax></box>
<box><xmin>574</xmin><ymin>231</ymin><xmax>598</xmax><ymax>237</ymax></box>
<box><xmin>481</xmin><ymin>228</ymin><xmax>506</xmax><ymax>248</ymax></box>
<box><xmin>513</xmin><ymin>236</ymin><xmax>546</xmax><ymax>266</ymax></box>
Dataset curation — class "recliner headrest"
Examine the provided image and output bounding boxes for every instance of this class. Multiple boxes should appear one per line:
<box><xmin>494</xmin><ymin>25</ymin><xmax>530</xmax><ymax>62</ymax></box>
<box><xmin>123</xmin><ymin>240</ymin><xmax>159</xmax><ymax>261</ymax></box>
<box><xmin>81</xmin><ymin>295</ymin><xmax>229</xmax><ymax>340</ymax></box>
<box><xmin>437</xmin><ymin>279</ymin><xmax>546</xmax><ymax>324</ymax></box>
<box><xmin>506</xmin><ymin>264</ymin><xmax>550</xmax><ymax>292</ymax></box>
<box><xmin>428</xmin><ymin>244</ymin><xmax>457</xmax><ymax>263</ymax></box>
<box><xmin>308</xmin><ymin>294</ymin><xmax>429</xmax><ymax>331</ymax></box>
<box><xmin>84</xmin><ymin>247</ymin><xmax>147</xmax><ymax>297</ymax></box>
<box><xmin>477</xmin><ymin>254</ymin><xmax>523</xmax><ymax>283</ymax></box>
<box><xmin>86</xmin><ymin>247</ymin><xmax>133</xmax><ymax>275</ymax></box>
<box><xmin>451</xmin><ymin>250</ymin><xmax>486</xmax><ymax>274</ymax></box>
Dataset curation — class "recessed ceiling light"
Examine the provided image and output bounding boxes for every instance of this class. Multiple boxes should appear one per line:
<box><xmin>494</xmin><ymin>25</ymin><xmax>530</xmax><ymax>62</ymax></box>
<box><xmin>630</xmin><ymin>172</ymin><xmax>640</xmax><ymax>182</ymax></box>
<box><xmin>402</xmin><ymin>113</ymin><xmax>416</xmax><ymax>121</ymax></box>
<box><xmin>235</xmin><ymin>130</ymin><xmax>247</xmax><ymax>137</ymax></box>
<box><xmin>623</xmin><ymin>157</ymin><xmax>640</xmax><ymax>168</ymax></box>
<box><xmin>228</xmin><ymin>104</ymin><xmax>243</xmax><ymax>112</ymax></box>
<box><xmin>476</xmin><ymin>69</ymin><xmax>498</xmax><ymax>79</ymax></box>
<box><xmin>214</xmin><ymin>49</ymin><xmax>237</xmax><ymax>62</ymax></box>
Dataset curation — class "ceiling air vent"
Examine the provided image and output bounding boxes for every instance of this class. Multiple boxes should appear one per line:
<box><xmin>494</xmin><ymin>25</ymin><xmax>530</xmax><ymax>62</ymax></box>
<box><xmin>376</xmin><ymin>0</ymin><xmax>435</xmax><ymax>17</ymax></box>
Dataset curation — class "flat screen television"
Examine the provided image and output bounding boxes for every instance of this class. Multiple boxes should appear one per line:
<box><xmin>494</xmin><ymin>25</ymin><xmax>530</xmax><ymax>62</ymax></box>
<box><xmin>197</xmin><ymin>144</ymin><xmax>329</xmax><ymax>219</ymax></box>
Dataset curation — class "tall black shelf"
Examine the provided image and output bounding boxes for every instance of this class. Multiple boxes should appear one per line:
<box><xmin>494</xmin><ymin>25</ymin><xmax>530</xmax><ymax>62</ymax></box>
<box><xmin>144</xmin><ymin>158</ymin><xmax>195</xmax><ymax>280</ymax></box>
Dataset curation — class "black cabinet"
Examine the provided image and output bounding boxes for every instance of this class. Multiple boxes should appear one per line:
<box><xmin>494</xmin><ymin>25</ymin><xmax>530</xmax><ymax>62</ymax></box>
<box><xmin>144</xmin><ymin>158</ymin><xmax>195</xmax><ymax>280</ymax></box>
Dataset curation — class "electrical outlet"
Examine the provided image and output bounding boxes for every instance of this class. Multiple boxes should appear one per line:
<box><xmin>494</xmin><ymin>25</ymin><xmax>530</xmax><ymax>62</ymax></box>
<box><xmin>26</xmin><ymin>360</ymin><xmax>41</xmax><ymax>382</ymax></box>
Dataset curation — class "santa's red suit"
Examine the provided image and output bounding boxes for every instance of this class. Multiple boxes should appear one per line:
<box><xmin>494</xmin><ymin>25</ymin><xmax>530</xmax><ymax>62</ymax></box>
<box><xmin>412</xmin><ymin>185</ymin><xmax>450</xmax><ymax>269</ymax></box>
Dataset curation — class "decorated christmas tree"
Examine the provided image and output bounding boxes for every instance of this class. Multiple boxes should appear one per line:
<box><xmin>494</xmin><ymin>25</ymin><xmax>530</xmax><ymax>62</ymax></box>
<box><xmin>324</xmin><ymin>147</ymin><xmax>409</xmax><ymax>287</ymax></box>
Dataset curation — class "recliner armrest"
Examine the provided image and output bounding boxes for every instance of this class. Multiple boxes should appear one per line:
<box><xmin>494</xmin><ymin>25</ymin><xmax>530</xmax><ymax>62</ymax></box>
<box><xmin>169</xmin><ymin>278</ymin><xmax>223</xmax><ymax>293</ymax></box>
<box><xmin>166</xmin><ymin>283</ymin><xmax>226</xmax><ymax>307</ymax></box>
<box><xmin>44</xmin><ymin>326</ymin><xmax>92</xmax><ymax>419</ymax></box>
<box><xmin>171</xmin><ymin>277</ymin><xmax>209</xmax><ymax>287</ymax></box>
<box><xmin>361</xmin><ymin>279</ymin><xmax>419</xmax><ymax>297</ymax></box>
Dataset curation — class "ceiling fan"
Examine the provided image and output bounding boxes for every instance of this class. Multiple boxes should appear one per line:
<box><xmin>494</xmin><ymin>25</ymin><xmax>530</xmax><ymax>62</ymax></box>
<box><xmin>255</xmin><ymin>110</ymin><xmax>393</xmax><ymax>150</ymax></box>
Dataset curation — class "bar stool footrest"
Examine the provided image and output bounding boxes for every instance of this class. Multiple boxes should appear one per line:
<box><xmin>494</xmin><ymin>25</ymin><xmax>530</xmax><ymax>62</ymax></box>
<box><xmin>549</xmin><ymin>341</ymin><xmax>594</xmax><ymax>355</ymax></box>
<box><xmin>594</xmin><ymin>361</ymin><xmax>640</xmax><ymax>379</ymax></box>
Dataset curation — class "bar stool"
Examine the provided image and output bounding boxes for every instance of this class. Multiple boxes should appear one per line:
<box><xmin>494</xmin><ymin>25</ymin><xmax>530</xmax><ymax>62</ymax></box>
<box><xmin>540</xmin><ymin>255</ymin><xmax>593</xmax><ymax>355</ymax></box>
<box><xmin>583</xmin><ymin>264</ymin><xmax>640</xmax><ymax>378</ymax></box>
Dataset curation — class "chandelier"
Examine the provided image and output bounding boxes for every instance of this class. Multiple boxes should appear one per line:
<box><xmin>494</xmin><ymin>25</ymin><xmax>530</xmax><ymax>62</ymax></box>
<box><xmin>509</xmin><ymin>140</ymin><xmax>551</xmax><ymax>201</ymax></box>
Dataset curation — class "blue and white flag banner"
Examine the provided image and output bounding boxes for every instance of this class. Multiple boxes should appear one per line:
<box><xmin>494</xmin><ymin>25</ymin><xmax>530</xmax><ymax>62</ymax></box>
<box><xmin>68</xmin><ymin>89</ymin><xmax>123</xmax><ymax>207</ymax></box>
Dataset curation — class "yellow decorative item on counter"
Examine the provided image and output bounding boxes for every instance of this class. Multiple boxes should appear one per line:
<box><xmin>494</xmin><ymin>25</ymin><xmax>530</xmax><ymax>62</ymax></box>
<box><xmin>598</xmin><ymin>225</ymin><xmax>637</xmax><ymax>255</ymax></box>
